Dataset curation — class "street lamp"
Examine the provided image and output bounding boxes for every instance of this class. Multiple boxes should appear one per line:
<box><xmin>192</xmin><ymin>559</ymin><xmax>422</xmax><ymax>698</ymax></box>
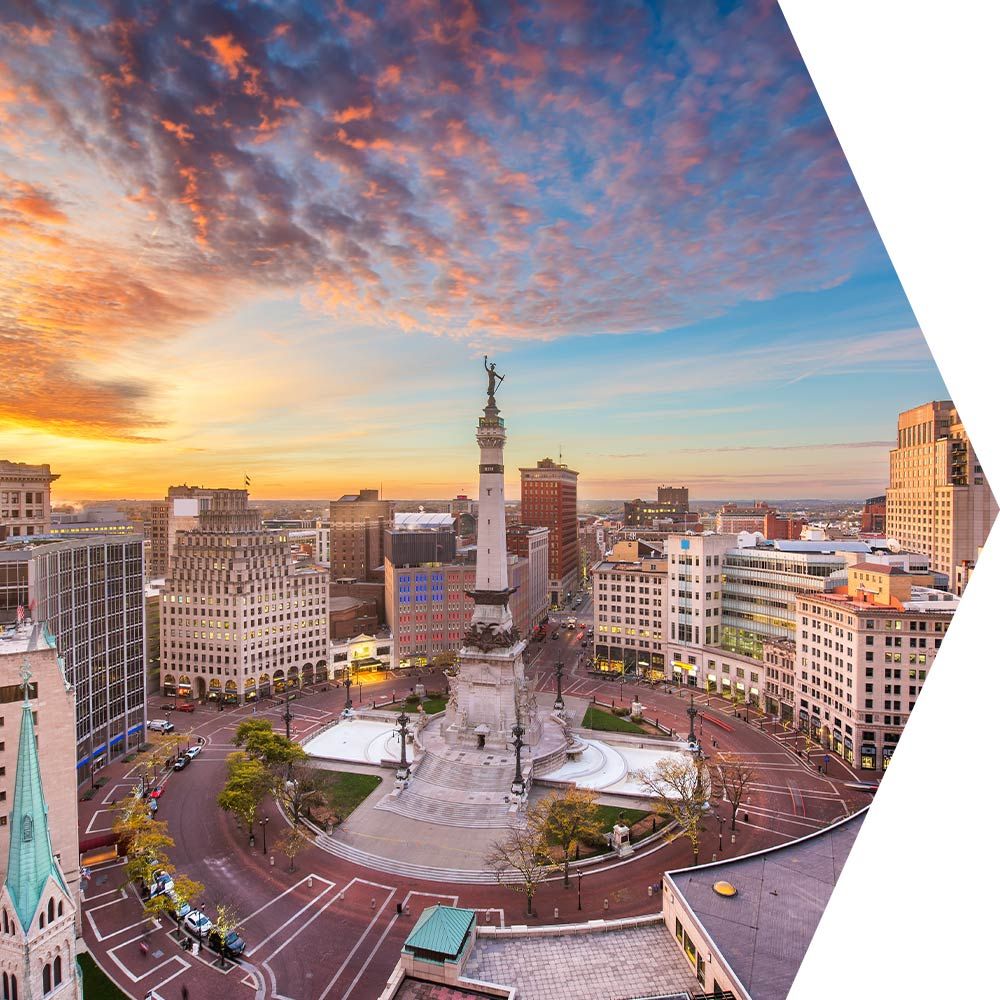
<box><xmin>284</xmin><ymin>690</ymin><xmax>293</xmax><ymax>741</ymax></box>
<box><xmin>577</xmin><ymin>869</ymin><xmax>583</xmax><ymax>911</ymax></box>
<box><xmin>260</xmin><ymin>816</ymin><xmax>269</xmax><ymax>855</ymax></box>
<box><xmin>686</xmin><ymin>693</ymin><xmax>698</xmax><ymax>745</ymax></box>
<box><xmin>717</xmin><ymin>814</ymin><xmax>725</xmax><ymax>855</ymax></box>
<box><xmin>554</xmin><ymin>658</ymin><xmax>565</xmax><ymax>711</ymax></box>
<box><xmin>344</xmin><ymin>662</ymin><xmax>353</xmax><ymax>710</ymax></box>
<box><xmin>510</xmin><ymin>721</ymin><xmax>525</xmax><ymax>798</ymax></box>
<box><xmin>397</xmin><ymin>709</ymin><xmax>411</xmax><ymax>779</ymax></box>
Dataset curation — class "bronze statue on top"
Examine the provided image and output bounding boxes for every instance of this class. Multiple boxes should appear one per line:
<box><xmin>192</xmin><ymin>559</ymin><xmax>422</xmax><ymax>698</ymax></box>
<box><xmin>484</xmin><ymin>355</ymin><xmax>505</xmax><ymax>404</ymax></box>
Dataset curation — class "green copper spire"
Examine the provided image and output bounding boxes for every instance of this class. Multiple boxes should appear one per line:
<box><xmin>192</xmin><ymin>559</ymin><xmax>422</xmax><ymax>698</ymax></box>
<box><xmin>4</xmin><ymin>663</ymin><xmax>66</xmax><ymax>931</ymax></box>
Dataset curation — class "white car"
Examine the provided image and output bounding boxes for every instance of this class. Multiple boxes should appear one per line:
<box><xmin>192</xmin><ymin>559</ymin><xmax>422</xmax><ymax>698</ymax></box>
<box><xmin>183</xmin><ymin>909</ymin><xmax>213</xmax><ymax>937</ymax></box>
<box><xmin>147</xmin><ymin>719</ymin><xmax>175</xmax><ymax>733</ymax></box>
<box><xmin>185</xmin><ymin>745</ymin><xmax>203</xmax><ymax>760</ymax></box>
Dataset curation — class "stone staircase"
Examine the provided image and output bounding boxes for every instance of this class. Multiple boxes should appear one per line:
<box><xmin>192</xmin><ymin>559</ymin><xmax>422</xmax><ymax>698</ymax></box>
<box><xmin>373</xmin><ymin>747</ymin><xmax>520</xmax><ymax>829</ymax></box>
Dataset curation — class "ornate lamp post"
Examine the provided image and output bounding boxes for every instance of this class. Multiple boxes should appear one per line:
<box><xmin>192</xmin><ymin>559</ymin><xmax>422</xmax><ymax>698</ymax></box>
<box><xmin>687</xmin><ymin>692</ymin><xmax>698</xmax><ymax>745</ymax></box>
<box><xmin>397</xmin><ymin>708</ymin><xmax>411</xmax><ymax>780</ymax></box>
<box><xmin>510</xmin><ymin>721</ymin><xmax>526</xmax><ymax>798</ymax></box>
<box><xmin>260</xmin><ymin>816</ymin><xmax>269</xmax><ymax>855</ymax></box>
<box><xmin>554</xmin><ymin>658</ymin><xmax>565</xmax><ymax>711</ymax></box>
<box><xmin>283</xmin><ymin>690</ymin><xmax>293</xmax><ymax>741</ymax></box>
<box><xmin>344</xmin><ymin>661</ymin><xmax>353</xmax><ymax>710</ymax></box>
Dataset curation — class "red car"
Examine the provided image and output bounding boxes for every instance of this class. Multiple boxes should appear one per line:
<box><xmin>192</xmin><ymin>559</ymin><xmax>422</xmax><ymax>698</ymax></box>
<box><xmin>149</xmin><ymin>787</ymin><xmax>165</xmax><ymax>799</ymax></box>
<box><xmin>176</xmin><ymin>702</ymin><xmax>196</xmax><ymax>713</ymax></box>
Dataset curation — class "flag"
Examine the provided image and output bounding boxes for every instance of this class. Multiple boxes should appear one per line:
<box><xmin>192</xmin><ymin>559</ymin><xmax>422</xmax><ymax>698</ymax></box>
<box><xmin>244</xmin><ymin>474</ymin><xmax>251</xmax><ymax>489</ymax></box>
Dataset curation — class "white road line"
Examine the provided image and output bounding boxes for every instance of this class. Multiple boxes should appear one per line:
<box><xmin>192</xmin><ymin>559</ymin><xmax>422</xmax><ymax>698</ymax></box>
<box><xmin>245</xmin><ymin>883</ymin><xmax>337</xmax><ymax>957</ymax></box>
<box><xmin>107</xmin><ymin>932</ymin><xmax>188</xmax><ymax>985</ymax></box>
<box><xmin>85</xmin><ymin>809</ymin><xmax>117</xmax><ymax>835</ymax></box>
<box><xmin>318</xmin><ymin>888</ymin><xmax>396</xmax><ymax>1000</ymax></box>
<box><xmin>241</xmin><ymin>873</ymin><xmax>336</xmax><ymax>926</ymax></box>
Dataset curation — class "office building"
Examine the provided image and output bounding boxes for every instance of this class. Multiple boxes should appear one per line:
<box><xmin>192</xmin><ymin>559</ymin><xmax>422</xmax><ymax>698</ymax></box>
<box><xmin>0</xmin><ymin>534</ymin><xmax>146</xmax><ymax>770</ymax></box>
<box><xmin>796</xmin><ymin>563</ymin><xmax>957</xmax><ymax>769</ymax></box>
<box><xmin>0</xmin><ymin>625</ymin><xmax>81</xmax><ymax>934</ymax></box>
<box><xmin>860</xmin><ymin>495</ymin><xmax>886</xmax><ymax>535</ymax></box>
<box><xmin>159</xmin><ymin>489</ymin><xmax>328</xmax><ymax>702</ymax></box>
<box><xmin>715</xmin><ymin>501</ymin><xmax>774</xmax><ymax>534</ymax></box>
<box><xmin>506</xmin><ymin>525</ymin><xmax>549</xmax><ymax>631</ymax></box>
<box><xmin>329</xmin><ymin>489</ymin><xmax>393</xmax><ymax>581</ymax></box>
<box><xmin>519</xmin><ymin>457</ymin><xmax>579</xmax><ymax>607</ymax></box>
<box><xmin>623</xmin><ymin>486</ymin><xmax>693</xmax><ymax>527</ymax></box>
<box><xmin>0</xmin><ymin>462</ymin><xmax>58</xmax><ymax>542</ymax></box>
<box><xmin>886</xmin><ymin>400</ymin><xmax>997</xmax><ymax>588</ymax></box>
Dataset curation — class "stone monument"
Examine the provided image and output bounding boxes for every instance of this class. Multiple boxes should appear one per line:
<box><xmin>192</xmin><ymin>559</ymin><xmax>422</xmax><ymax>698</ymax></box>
<box><xmin>443</xmin><ymin>357</ymin><xmax>539</xmax><ymax>751</ymax></box>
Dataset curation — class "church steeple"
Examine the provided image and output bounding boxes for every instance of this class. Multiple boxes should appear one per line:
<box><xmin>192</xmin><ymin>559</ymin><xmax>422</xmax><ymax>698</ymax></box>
<box><xmin>4</xmin><ymin>665</ymin><xmax>67</xmax><ymax>932</ymax></box>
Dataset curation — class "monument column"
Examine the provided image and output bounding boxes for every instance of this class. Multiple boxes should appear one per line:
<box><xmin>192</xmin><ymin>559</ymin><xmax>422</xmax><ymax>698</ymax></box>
<box><xmin>443</xmin><ymin>358</ymin><xmax>536</xmax><ymax>749</ymax></box>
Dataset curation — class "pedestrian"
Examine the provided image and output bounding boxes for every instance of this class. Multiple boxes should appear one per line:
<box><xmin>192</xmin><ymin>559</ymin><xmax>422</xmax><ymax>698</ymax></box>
<box><xmin>182</xmin><ymin>986</ymin><xmax>190</xmax><ymax>1000</ymax></box>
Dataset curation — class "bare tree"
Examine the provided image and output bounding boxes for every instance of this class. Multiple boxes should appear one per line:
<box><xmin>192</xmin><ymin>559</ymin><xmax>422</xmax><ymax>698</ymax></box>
<box><xmin>638</xmin><ymin>756</ymin><xmax>711</xmax><ymax>864</ymax></box>
<box><xmin>716</xmin><ymin>758</ymin><xmax>758</xmax><ymax>831</ymax></box>
<box><xmin>484</xmin><ymin>814</ymin><xmax>551</xmax><ymax>917</ymax></box>
<box><xmin>275</xmin><ymin>824</ymin><xmax>310</xmax><ymax>872</ymax></box>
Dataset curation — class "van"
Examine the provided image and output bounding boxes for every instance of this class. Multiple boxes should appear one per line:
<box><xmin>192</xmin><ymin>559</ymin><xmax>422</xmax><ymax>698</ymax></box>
<box><xmin>147</xmin><ymin>719</ymin><xmax>174</xmax><ymax>733</ymax></box>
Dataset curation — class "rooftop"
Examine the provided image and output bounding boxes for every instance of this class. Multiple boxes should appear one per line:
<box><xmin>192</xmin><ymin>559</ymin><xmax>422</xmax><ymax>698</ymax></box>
<box><xmin>0</xmin><ymin>622</ymin><xmax>56</xmax><ymax>657</ymax></box>
<box><xmin>404</xmin><ymin>905</ymin><xmax>476</xmax><ymax>960</ymax></box>
<box><xmin>394</xmin><ymin>512</ymin><xmax>456</xmax><ymax>529</ymax></box>
<box><xmin>668</xmin><ymin>810</ymin><xmax>865</xmax><ymax>1000</ymax></box>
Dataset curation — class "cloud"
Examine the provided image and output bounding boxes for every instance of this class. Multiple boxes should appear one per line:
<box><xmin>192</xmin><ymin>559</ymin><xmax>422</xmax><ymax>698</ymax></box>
<box><xmin>678</xmin><ymin>440</ymin><xmax>897</xmax><ymax>455</ymax></box>
<box><xmin>0</xmin><ymin>0</ymin><xmax>889</xmax><ymax>355</ymax></box>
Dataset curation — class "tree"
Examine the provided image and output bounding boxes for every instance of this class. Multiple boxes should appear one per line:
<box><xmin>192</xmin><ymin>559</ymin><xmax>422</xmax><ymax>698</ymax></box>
<box><xmin>217</xmin><ymin>752</ymin><xmax>271</xmax><ymax>844</ymax></box>
<box><xmin>275</xmin><ymin>824</ymin><xmax>310</xmax><ymax>872</ymax></box>
<box><xmin>535</xmin><ymin>788</ymin><xmax>602</xmax><ymax>888</ymax></box>
<box><xmin>211</xmin><ymin>903</ymin><xmax>245</xmax><ymax>963</ymax></box>
<box><xmin>113</xmin><ymin>797</ymin><xmax>176</xmax><ymax>890</ymax></box>
<box><xmin>716</xmin><ymin>758</ymin><xmax>758</xmax><ymax>831</ymax></box>
<box><xmin>276</xmin><ymin>761</ymin><xmax>327</xmax><ymax>824</ymax></box>
<box><xmin>484</xmin><ymin>812</ymin><xmax>551</xmax><ymax>917</ymax></box>
<box><xmin>235</xmin><ymin>719</ymin><xmax>307</xmax><ymax>769</ymax></box>
<box><xmin>638</xmin><ymin>756</ymin><xmax>711</xmax><ymax>864</ymax></box>
<box><xmin>143</xmin><ymin>873</ymin><xmax>203</xmax><ymax>922</ymax></box>
<box><xmin>233</xmin><ymin>718</ymin><xmax>275</xmax><ymax>750</ymax></box>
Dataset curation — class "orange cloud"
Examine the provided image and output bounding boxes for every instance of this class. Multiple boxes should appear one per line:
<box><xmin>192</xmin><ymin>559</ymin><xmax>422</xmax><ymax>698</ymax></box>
<box><xmin>159</xmin><ymin>118</ymin><xmax>194</xmax><ymax>143</ymax></box>
<box><xmin>205</xmin><ymin>33</ymin><xmax>248</xmax><ymax>79</ymax></box>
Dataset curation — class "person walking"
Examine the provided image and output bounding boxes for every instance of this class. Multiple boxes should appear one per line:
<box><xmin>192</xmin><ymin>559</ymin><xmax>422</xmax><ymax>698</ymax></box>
<box><xmin>182</xmin><ymin>986</ymin><xmax>190</xmax><ymax>1000</ymax></box>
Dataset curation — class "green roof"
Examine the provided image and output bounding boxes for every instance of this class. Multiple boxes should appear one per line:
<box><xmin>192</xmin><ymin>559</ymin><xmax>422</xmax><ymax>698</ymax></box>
<box><xmin>404</xmin><ymin>905</ymin><xmax>476</xmax><ymax>959</ymax></box>
<box><xmin>4</xmin><ymin>671</ymin><xmax>67</xmax><ymax>930</ymax></box>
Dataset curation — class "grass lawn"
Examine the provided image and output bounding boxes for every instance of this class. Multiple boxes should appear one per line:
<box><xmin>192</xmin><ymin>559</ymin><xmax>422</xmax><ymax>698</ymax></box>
<box><xmin>582</xmin><ymin>705</ymin><xmax>648</xmax><ymax>735</ymax></box>
<box><xmin>78</xmin><ymin>954</ymin><xmax>130</xmax><ymax>1000</ymax></box>
<box><xmin>307</xmin><ymin>770</ymin><xmax>382</xmax><ymax>826</ymax></box>
<box><xmin>384</xmin><ymin>696</ymin><xmax>448</xmax><ymax>715</ymax></box>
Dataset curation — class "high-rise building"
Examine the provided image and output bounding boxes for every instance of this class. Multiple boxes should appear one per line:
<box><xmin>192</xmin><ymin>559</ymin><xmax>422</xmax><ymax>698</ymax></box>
<box><xmin>385</xmin><ymin>513</ymin><xmax>457</xmax><ymax>567</ymax></box>
<box><xmin>506</xmin><ymin>525</ymin><xmax>549</xmax><ymax>631</ymax></box>
<box><xmin>0</xmin><ymin>534</ymin><xmax>146</xmax><ymax>770</ymax></box>
<box><xmin>886</xmin><ymin>400</ymin><xmax>997</xmax><ymax>588</ymax></box>
<box><xmin>0</xmin><ymin>626</ymin><xmax>82</xmax><ymax>935</ymax></box>
<box><xmin>519</xmin><ymin>458</ymin><xmax>579</xmax><ymax>607</ymax></box>
<box><xmin>0</xmin><ymin>462</ymin><xmax>58</xmax><ymax>541</ymax></box>
<box><xmin>329</xmin><ymin>489</ymin><xmax>393</xmax><ymax>581</ymax></box>
<box><xmin>796</xmin><ymin>563</ymin><xmax>958</xmax><ymax>770</ymax></box>
<box><xmin>159</xmin><ymin>489</ymin><xmax>328</xmax><ymax>703</ymax></box>
<box><xmin>0</xmin><ymin>654</ymin><xmax>82</xmax><ymax>998</ymax></box>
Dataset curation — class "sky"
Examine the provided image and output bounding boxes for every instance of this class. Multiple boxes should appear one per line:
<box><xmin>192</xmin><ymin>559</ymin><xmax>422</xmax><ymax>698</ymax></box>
<box><xmin>0</xmin><ymin>0</ymin><xmax>948</xmax><ymax>502</ymax></box>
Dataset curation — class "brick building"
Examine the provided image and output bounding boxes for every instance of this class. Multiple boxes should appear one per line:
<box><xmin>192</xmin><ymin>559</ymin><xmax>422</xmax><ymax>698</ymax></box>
<box><xmin>519</xmin><ymin>458</ymin><xmax>579</xmax><ymax>607</ymax></box>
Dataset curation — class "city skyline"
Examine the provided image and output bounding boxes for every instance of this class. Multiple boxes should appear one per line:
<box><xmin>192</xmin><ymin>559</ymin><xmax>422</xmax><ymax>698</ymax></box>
<box><xmin>1</xmin><ymin>1</ymin><xmax>947</xmax><ymax>499</ymax></box>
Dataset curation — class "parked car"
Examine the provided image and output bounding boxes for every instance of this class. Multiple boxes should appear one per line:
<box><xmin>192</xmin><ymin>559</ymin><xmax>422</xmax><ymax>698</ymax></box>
<box><xmin>147</xmin><ymin>870</ymin><xmax>173</xmax><ymax>897</ymax></box>
<box><xmin>176</xmin><ymin>702</ymin><xmax>196</xmax><ymax>713</ymax></box>
<box><xmin>149</xmin><ymin>786</ymin><xmax>165</xmax><ymax>799</ymax></box>
<box><xmin>166</xmin><ymin>892</ymin><xmax>191</xmax><ymax>923</ymax></box>
<box><xmin>209</xmin><ymin>929</ymin><xmax>246</xmax><ymax>958</ymax></box>
<box><xmin>147</xmin><ymin>719</ymin><xmax>174</xmax><ymax>733</ymax></box>
<box><xmin>550</xmin><ymin>632</ymin><xmax>559</xmax><ymax>641</ymax></box>
<box><xmin>183</xmin><ymin>910</ymin><xmax>213</xmax><ymax>938</ymax></box>
<box><xmin>160</xmin><ymin>702</ymin><xmax>176</xmax><ymax>711</ymax></box>
<box><xmin>173</xmin><ymin>756</ymin><xmax>190</xmax><ymax>771</ymax></box>
<box><xmin>185</xmin><ymin>745</ymin><xmax>203</xmax><ymax>760</ymax></box>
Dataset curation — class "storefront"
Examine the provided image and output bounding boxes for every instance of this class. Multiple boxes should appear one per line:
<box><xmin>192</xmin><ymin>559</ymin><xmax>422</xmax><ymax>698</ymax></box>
<box><xmin>672</xmin><ymin>659</ymin><xmax>699</xmax><ymax>687</ymax></box>
<box><xmin>177</xmin><ymin>675</ymin><xmax>192</xmax><ymax>699</ymax></box>
<box><xmin>860</xmin><ymin>743</ymin><xmax>877</xmax><ymax>770</ymax></box>
<box><xmin>224</xmin><ymin>680</ymin><xmax>238</xmax><ymax>704</ymax></box>
<box><xmin>881</xmin><ymin>743</ymin><xmax>896</xmax><ymax>770</ymax></box>
<box><xmin>833</xmin><ymin>729</ymin><xmax>844</xmax><ymax>757</ymax></box>
<box><xmin>162</xmin><ymin>674</ymin><xmax>177</xmax><ymax>697</ymax></box>
<box><xmin>843</xmin><ymin>736</ymin><xmax>854</xmax><ymax>765</ymax></box>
